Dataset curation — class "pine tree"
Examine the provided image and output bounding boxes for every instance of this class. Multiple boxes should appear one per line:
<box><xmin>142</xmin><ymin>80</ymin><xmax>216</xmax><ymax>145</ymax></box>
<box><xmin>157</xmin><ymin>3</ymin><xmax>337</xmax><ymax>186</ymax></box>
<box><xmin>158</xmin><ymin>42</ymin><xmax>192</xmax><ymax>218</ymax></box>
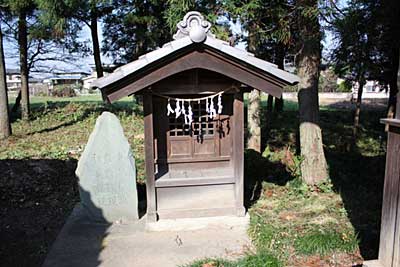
<box><xmin>0</xmin><ymin>18</ymin><xmax>11</xmax><ymax>139</ymax></box>
<box><xmin>4</xmin><ymin>0</ymin><xmax>85</xmax><ymax>117</ymax></box>
<box><xmin>247</xmin><ymin>22</ymin><xmax>261</xmax><ymax>152</ymax></box>
<box><xmin>296</xmin><ymin>0</ymin><xmax>328</xmax><ymax>184</ymax></box>
<box><xmin>378</xmin><ymin>0</ymin><xmax>399</xmax><ymax>121</ymax></box>
<box><xmin>4</xmin><ymin>0</ymin><xmax>36</xmax><ymax>120</ymax></box>
<box><xmin>102</xmin><ymin>0</ymin><xmax>171</xmax><ymax>63</ymax></box>
<box><xmin>330</xmin><ymin>0</ymin><xmax>385</xmax><ymax>136</ymax></box>
<box><xmin>38</xmin><ymin>0</ymin><xmax>112</xmax><ymax>78</ymax></box>
<box><xmin>165</xmin><ymin>0</ymin><xmax>229</xmax><ymax>40</ymax></box>
<box><xmin>223</xmin><ymin>0</ymin><xmax>297</xmax><ymax>151</ymax></box>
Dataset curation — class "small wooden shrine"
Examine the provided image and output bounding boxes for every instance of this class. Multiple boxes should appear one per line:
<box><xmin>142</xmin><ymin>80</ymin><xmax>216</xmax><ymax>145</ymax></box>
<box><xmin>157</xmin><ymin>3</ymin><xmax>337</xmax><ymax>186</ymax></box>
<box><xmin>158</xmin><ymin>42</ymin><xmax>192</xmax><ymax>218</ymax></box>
<box><xmin>94</xmin><ymin>11</ymin><xmax>299</xmax><ymax>221</ymax></box>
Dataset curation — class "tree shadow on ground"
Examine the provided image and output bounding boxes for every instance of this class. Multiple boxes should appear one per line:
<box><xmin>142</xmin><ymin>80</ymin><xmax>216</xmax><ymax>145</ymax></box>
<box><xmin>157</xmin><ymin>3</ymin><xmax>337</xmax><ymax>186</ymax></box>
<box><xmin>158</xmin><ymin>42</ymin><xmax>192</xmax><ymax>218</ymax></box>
<box><xmin>320</xmin><ymin>108</ymin><xmax>386</xmax><ymax>260</ymax></box>
<box><xmin>260</xmin><ymin>107</ymin><xmax>299</xmax><ymax>152</ymax></box>
<box><xmin>244</xmin><ymin>149</ymin><xmax>294</xmax><ymax>210</ymax></box>
<box><xmin>327</xmin><ymin>150</ymin><xmax>385</xmax><ymax>260</ymax></box>
<box><xmin>318</xmin><ymin>109</ymin><xmax>386</xmax><ymax>260</ymax></box>
<box><xmin>0</xmin><ymin>158</ymin><xmax>146</xmax><ymax>267</ymax></box>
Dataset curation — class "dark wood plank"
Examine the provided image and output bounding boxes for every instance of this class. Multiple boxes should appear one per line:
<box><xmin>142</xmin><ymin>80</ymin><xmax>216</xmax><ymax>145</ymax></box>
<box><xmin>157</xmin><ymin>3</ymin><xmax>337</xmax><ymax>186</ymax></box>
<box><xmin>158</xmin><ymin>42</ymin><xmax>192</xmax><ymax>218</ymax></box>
<box><xmin>393</xmin><ymin>128</ymin><xmax>400</xmax><ymax>267</ymax></box>
<box><xmin>152</xmin><ymin>83</ymin><xmax>236</xmax><ymax>95</ymax></box>
<box><xmin>394</xmin><ymin>190</ymin><xmax>400</xmax><ymax>267</ymax></box>
<box><xmin>143</xmin><ymin>91</ymin><xmax>157</xmax><ymax>222</ymax></box>
<box><xmin>233</xmin><ymin>90</ymin><xmax>245</xmax><ymax>216</ymax></box>
<box><xmin>156</xmin><ymin>156</ymin><xmax>231</xmax><ymax>164</ymax></box>
<box><xmin>204</xmin><ymin>48</ymin><xmax>289</xmax><ymax>90</ymax></box>
<box><xmin>155</xmin><ymin>177</ymin><xmax>235</xmax><ymax>187</ymax></box>
<box><xmin>106</xmin><ymin>50</ymin><xmax>283</xmax><ymax>102</ymax></box>
<box><xmin>396</xmin><ymin>92</ymin><xmax>400</xmax><ymax>119</ymax></box>
<box><xmin>379</xmin><ymin>129</ymin><xmax>400</xmax><ymax>267</ymax></box>
<box><xmin>381</xmin><ymin>118</ymin><xmax>400</xmax><ymax>128</ymax></box>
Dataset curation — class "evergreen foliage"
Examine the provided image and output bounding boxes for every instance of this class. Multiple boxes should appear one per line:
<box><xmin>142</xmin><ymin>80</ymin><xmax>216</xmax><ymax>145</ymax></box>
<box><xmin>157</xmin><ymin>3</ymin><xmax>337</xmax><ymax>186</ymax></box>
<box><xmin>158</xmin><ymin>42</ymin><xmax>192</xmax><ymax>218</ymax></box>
<box><xmin>165</xmin><ymin>0</ymin><xmax>230</xmax><ymax>40</ymax></box>
<box><xmin>102</xmin><ymin>0</ymin><xmax>171</xmax><ymax>63</ymax></box>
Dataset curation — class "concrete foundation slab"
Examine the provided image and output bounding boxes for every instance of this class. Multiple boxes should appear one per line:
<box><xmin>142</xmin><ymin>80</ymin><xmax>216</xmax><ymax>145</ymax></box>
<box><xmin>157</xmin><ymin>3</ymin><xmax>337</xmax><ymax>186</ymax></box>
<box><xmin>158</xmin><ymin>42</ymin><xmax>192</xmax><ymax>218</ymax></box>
<box><xmin>363</xmin><ymin>260</ymin><xmax>384</xmax><ymax>267</ymax></box>
<box><xmin>43</xmin><ymin>204</ymin><xmax>252</xmax><ymax>267</ymax></box>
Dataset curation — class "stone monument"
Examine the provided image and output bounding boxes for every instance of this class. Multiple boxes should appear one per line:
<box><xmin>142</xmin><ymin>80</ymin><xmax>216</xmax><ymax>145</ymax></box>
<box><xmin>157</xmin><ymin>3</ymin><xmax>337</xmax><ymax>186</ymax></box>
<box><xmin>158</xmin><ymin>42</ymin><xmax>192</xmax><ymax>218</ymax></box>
<box><xmin>76</xmin><ymin>111</ymin><xmax>139</xmax><ymax>223</ymax></box>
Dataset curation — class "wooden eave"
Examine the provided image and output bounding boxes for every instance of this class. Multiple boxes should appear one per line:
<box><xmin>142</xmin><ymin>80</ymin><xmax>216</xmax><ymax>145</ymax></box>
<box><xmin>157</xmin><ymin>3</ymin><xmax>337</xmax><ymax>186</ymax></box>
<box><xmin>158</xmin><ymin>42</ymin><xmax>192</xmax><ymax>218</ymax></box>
<box><xmin>102</xmin><ymin>44</ymin><xmax>296</xmax><ymax>103</ymax></box>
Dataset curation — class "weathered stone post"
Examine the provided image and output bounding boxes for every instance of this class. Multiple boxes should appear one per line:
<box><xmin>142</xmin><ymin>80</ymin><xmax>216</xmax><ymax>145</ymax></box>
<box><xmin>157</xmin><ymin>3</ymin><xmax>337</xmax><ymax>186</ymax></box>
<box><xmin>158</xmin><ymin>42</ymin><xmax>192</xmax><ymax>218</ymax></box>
<box><xmin>76</xmin><ymin>112</ymin><xmax>139</xmax><ymax>223</ymax></box>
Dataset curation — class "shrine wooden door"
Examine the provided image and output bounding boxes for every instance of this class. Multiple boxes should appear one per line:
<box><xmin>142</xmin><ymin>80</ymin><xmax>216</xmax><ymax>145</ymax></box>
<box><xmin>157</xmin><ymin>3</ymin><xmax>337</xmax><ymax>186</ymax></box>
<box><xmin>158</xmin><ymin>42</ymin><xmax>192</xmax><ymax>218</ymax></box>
<box><xmin>153</xmin><ymin>95</ymin><xmax>233</xmax><ymax>164</ymax></box>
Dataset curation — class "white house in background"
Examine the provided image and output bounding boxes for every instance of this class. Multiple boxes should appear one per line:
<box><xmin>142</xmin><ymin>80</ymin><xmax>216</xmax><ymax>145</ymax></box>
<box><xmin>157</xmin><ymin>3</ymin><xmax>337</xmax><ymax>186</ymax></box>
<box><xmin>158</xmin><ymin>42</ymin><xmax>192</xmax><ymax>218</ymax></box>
<box><xmin>351</xmin><ymin>80</ymin><xmax>389</xmax><ymax>99</ymax></box>
<box><xmin>82</xmin><ymin>64</ymin><xmax>117</xmax><ymax>90</ymax></box>
<box><xmin>6</xmin><ymin>69</ymin><xmax>45</xmax><ymax>96</ymax></box>
<box><xmin>6</xmin><ymin>69</ymin><xmax>22</xmax><ymax>90</ymax></box>
<box><xmin>43</xmin><ymin>72</ymin><xmax>90</xmax><ymax>91</ymax></box>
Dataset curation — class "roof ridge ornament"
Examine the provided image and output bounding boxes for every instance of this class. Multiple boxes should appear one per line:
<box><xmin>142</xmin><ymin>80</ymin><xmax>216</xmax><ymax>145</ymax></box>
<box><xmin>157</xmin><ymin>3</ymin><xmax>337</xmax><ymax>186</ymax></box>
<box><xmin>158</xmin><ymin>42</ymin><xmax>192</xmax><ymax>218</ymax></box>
<box><xmin>173</xmin><ymin>11</ymin><xmax>214</xmax><ymax>43</ymax></box>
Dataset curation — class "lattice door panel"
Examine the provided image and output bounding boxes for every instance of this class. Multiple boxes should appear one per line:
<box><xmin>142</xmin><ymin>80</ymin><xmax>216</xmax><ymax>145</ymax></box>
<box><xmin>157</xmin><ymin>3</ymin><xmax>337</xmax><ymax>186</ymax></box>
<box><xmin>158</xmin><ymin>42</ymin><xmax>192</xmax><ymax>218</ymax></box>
<box><xmin>168</xmin><ymin>100</ymin><xmax>215</xmax><ymax>138</ymax></box>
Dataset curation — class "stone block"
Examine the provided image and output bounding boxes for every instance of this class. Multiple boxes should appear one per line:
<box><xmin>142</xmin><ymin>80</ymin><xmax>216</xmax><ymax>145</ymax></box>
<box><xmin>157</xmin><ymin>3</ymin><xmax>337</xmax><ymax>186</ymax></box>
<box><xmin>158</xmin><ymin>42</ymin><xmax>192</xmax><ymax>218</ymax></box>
<box><xmin>76</xmin><ymin>111</ymin><xmax>138</xmax><ymax>223</ymax></box>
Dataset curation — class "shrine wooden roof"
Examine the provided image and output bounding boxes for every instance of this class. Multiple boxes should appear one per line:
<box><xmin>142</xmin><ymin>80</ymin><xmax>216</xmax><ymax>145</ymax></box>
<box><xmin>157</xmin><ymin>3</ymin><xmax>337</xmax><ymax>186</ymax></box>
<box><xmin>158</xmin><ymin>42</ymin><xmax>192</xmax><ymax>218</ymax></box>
<box><xmin>94</xmin><ymin>12</ymin><xmax>299</xmax><ymax>103</ymax></box>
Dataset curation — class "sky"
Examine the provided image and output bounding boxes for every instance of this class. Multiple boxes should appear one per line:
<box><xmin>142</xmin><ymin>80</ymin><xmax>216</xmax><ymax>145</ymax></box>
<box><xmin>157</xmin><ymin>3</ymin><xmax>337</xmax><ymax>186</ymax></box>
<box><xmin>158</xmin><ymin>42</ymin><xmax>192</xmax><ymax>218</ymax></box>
<box><xmin>3</xmin><ymin>24</ymin><xmax>105</xmax><ymax>76</ymax></box>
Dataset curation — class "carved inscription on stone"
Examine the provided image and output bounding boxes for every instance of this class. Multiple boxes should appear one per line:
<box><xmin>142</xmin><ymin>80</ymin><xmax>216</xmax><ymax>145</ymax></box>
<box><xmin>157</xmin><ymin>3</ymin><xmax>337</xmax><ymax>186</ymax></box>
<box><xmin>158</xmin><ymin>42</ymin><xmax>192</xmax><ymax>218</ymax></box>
<box><xmin>76</xmin><ymin>112</ymin><xmax>139</xmax><ymax>223</ymax></box>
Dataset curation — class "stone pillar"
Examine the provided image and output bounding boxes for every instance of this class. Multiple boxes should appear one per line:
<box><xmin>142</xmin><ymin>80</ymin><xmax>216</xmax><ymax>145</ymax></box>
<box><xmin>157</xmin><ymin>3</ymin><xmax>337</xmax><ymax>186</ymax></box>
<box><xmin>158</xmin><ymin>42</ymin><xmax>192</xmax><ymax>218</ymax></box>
<box><xmin>76</xmin><ymin>112</ymin><xmax>139</xmax><ymax>223</ymax></box>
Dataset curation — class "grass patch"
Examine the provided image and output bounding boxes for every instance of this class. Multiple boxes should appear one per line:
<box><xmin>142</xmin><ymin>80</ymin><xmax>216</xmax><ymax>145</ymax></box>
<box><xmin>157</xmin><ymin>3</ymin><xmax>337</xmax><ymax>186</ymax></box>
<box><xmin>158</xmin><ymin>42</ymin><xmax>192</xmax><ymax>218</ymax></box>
<box><xmin>1</xmin><ymin>96</ymin><xmax>146</xmax><ymax>182</ymax></box>
<box><xmin>294</xmin><ymin>228</ymin><xmax>358</xmax><ymax>255</ymax></box>
<box><xmin>247</xmin><ymin>179</ymin><xmax>360</xmax><ymax>264</ymax></box>
<box><xmin>181</xmin><ymin>252</ymin><xmax>281</xmax><ymax>267</ymax></box>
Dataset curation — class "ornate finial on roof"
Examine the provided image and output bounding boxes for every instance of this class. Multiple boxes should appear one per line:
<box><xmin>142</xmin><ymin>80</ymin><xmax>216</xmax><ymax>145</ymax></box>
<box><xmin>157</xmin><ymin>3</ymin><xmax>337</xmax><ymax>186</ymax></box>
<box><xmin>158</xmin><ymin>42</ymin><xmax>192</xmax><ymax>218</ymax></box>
<box><xmin>173</xmin><ymin>11</ymin><xmax>214</xmax><ymax>43</ymax></box>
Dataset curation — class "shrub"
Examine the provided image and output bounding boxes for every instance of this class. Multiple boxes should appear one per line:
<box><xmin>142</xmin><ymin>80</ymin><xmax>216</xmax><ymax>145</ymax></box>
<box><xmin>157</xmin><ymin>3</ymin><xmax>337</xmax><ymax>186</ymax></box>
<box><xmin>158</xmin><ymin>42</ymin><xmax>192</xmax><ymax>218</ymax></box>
<box><xmin>337</xmin><ymin>80</ymin><xmax>352</xmax><ymax>92</ymax></box>
<box><xmin>51</xmin><ymin>85</ymin><xmax>77</xmax><ymax>97</ymax></box>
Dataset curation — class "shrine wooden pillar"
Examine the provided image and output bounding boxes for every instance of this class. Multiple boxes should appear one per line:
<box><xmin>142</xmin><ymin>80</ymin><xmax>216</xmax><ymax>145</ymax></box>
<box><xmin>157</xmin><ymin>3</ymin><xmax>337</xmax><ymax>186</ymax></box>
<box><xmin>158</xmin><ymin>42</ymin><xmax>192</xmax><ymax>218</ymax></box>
<box><xmin>143</xmin><ymin>90</ymin><xmax>157</xmax><ymax>222</ymax></box>
<box><xmin>378</xmin><ymin>91</ymin><xmax>400</xmax><ymax>266</ymax></box>
<box><xmin>233</xmin><ymin>89</ymin><xmax>245</xmax><ymax>216</ymax></box>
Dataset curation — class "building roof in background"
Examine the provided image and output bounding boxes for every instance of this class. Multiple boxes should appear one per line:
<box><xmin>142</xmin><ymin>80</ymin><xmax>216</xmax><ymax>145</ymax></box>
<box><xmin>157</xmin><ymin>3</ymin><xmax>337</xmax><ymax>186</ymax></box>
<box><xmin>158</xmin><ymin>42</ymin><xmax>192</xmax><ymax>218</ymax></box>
<box><xmin>53</xmin><ymin>72</ymin><xmax>90</xmax><ymax>76</ymax></box>
<box><xmin>47</xmin><ymin>75</ymin><xmax>85</xmax><ymax>80</ymax></box>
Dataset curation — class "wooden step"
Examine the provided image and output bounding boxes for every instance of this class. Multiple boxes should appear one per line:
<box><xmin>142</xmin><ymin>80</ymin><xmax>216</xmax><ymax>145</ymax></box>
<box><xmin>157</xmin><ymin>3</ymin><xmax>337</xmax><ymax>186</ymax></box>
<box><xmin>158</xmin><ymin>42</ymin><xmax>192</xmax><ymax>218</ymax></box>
<box><xmin>155</xmin><ymin>176</ymin><xmax>235</xmax><ymax>187</ymax></box>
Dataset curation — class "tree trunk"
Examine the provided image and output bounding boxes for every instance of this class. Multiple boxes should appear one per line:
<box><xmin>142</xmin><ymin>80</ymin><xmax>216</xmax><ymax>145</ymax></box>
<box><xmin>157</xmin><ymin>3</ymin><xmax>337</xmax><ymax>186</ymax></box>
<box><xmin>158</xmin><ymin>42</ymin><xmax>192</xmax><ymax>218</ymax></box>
<box><xmin>18</xmin><ymin>11</ymin><xmax>29</xmax><ymax>120</ymax></box>
<box><xmin>90</xmin><ymin>13</ymin><xmax>103</xmax><ymax>79</ymax></box>
<box><xmin>275</xmin><ymin>96</ymin><xmax>284</xmax><ymax>112</ymax></box>
<box><xmin>274</xmin><ymin>44</ymin><xmax>285</xmax><ymax>112</ymax></box>
<box><xmin>267</xmin><ymin>95</ymin><xmax>274</xmax><ymax>112</ymax></box>
<box><xmin>12</xmin><ymin>90</ymin><xmax>21</xmax><ymax>113</ymax></box>
<box><xmin>247</xmin><ymin>24</ymin><xmax>261</xmax><ymax>152</ymax></box>
<box><xmin>387</xmin><ymin>48</ymin><xmax>399</xmax><ymax>123</ymax></box>
<box><xmin>0</xmin><ymin>22</ymin><xmax>11</xmax><ymax>139</ymax></box>
<box><xmin>247</xmin><ymin>89</ymin><xmax>261</xmax><ymax>152</ymax></box>
<box><xmin>297</xmin><ymin>0</ymin><xmax>328</xmax><ymax>185</ymax></box>
<box><xmin>353</xmin><ymin>78</ymin><xmax>365</xmax><ymax>137</ymax></box>
<box><xmin>396</xmin><ymin>48</ymin><xmax>400</xmax><ymax>119</ymax></box>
